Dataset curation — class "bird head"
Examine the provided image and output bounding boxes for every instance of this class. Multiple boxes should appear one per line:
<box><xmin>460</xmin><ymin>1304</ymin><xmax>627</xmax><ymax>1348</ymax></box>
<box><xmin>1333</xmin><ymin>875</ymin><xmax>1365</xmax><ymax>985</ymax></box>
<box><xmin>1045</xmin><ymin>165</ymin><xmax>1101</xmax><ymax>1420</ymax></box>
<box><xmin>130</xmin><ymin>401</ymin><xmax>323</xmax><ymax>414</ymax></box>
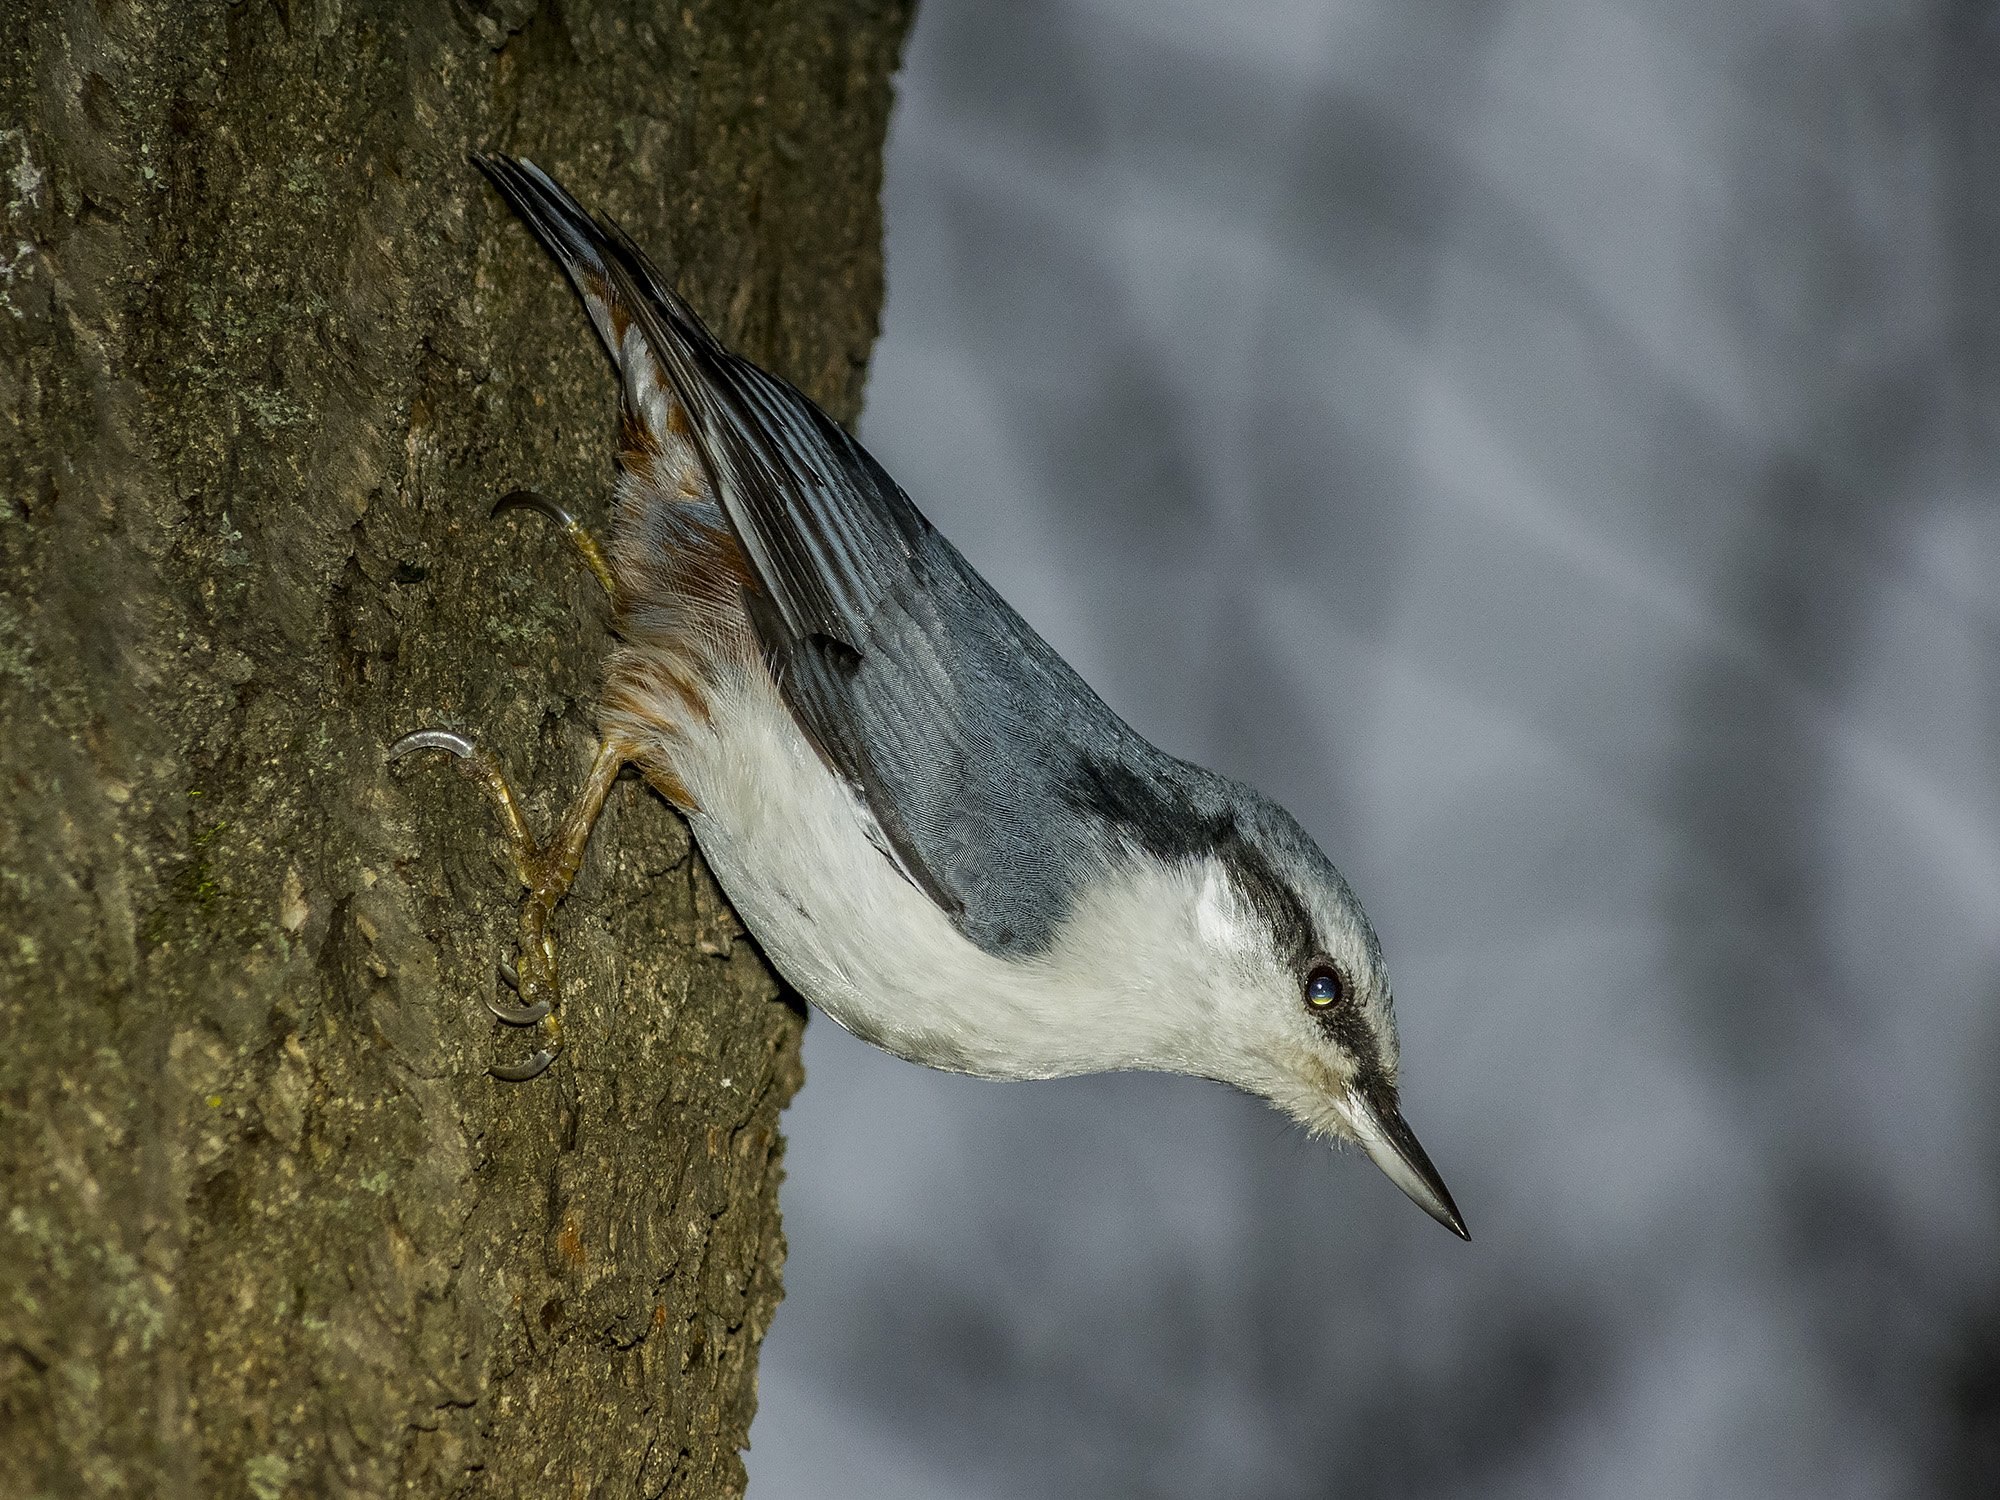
<box><xmin>1189</xmin><ymin>814</ymin><xmax>1466</xmax><ymax>1239</ymax></box>
<box><xmin>1066</xmin><ymin>763</ymin><xmax>1467</xmax><ymax>1240</ymax></box>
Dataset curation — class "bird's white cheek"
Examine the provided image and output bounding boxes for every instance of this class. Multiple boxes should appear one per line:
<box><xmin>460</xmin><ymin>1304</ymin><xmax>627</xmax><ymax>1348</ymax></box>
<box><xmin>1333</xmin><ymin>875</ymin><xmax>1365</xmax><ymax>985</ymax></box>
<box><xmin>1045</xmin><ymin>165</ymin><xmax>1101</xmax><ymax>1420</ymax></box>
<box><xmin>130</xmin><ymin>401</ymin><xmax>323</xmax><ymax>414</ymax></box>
<box><xmin>1194</xmin><ymin>863</ymin><xmax>1256</xmax><ymax>959</ymax></box>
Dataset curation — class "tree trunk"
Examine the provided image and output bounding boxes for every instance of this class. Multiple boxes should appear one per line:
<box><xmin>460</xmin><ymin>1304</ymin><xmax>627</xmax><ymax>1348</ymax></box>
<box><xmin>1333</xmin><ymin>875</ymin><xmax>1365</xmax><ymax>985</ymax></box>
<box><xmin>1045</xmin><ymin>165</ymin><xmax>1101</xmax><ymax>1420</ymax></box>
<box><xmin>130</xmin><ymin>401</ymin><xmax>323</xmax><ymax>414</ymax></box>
<box><xmin>0</xmin><ymin>3</ymin><xmax>911</xmax><ymax>1495</ymax></box>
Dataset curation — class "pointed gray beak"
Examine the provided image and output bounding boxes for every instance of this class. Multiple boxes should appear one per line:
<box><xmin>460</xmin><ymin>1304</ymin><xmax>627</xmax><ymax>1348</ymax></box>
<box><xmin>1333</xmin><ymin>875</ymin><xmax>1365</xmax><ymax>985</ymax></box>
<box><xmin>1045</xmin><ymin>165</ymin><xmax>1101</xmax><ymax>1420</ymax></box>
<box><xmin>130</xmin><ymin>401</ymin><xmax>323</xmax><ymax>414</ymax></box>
<box><xmin>1347</xmin><ymin>1082</ymin><xmax>1469</xmax><ymax>1240</ymax></box>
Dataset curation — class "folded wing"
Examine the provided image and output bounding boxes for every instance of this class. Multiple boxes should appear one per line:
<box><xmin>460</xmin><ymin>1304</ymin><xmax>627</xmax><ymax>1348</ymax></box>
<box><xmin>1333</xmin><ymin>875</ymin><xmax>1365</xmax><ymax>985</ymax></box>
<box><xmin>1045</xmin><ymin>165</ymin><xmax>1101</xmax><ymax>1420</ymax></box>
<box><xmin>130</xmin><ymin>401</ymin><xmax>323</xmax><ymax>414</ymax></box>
<box><xmin>478</xmin><ymin>154</ymin><xmax>1159</xmax><ymax>955</ymax></box>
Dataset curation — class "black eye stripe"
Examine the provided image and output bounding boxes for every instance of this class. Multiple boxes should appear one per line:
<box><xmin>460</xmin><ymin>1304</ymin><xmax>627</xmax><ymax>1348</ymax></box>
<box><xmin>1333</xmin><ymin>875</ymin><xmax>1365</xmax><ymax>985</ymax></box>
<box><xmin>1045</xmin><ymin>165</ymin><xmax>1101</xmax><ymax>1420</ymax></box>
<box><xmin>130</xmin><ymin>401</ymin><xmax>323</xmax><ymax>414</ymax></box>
<box><xmin>1308</xmin><ymin>971</ymin><xmax>1376</xmax><ymax>1073</ymax></box>
<box><xmin>1062</xmin><ymin>758</ymin><xmax>1318</xmax><ymax>970</ymax></box>
<box><xmin>1302</xmin><ymin>961</ymin><xmax>1393</xmax><ymax>1100</ymax></box>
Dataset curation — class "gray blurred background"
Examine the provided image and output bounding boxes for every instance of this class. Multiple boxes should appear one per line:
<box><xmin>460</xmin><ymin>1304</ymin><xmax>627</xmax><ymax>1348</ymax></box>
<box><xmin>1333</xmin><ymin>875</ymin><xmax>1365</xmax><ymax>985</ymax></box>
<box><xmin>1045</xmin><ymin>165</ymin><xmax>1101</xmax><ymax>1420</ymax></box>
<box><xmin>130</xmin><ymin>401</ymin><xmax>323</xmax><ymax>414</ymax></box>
<box><xmin>750</xmin><ymin>2</ymin><xmax>2000</xmax><ymax>1494</ymax></box>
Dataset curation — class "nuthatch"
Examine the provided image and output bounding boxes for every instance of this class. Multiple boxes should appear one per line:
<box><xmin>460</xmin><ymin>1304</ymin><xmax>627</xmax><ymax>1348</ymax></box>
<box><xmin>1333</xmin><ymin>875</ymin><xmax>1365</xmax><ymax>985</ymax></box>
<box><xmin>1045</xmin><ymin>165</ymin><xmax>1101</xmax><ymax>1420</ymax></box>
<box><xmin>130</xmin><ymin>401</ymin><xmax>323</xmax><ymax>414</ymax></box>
<box><xmin>392</xmin><ymin>156</ymin><xmax>1467</xmax><ymax>1239</ymax></box>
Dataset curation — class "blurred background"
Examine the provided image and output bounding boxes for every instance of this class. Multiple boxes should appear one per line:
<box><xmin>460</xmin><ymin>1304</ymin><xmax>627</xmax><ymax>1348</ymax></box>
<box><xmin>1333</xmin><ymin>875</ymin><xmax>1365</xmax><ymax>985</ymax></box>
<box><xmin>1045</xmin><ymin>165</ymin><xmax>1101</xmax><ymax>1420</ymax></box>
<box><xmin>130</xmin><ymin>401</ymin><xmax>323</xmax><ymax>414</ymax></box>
<box><xmin>750</xmin><ymin>2</ymin><xmax>2000</xmax><ymax>1494</ymax></box>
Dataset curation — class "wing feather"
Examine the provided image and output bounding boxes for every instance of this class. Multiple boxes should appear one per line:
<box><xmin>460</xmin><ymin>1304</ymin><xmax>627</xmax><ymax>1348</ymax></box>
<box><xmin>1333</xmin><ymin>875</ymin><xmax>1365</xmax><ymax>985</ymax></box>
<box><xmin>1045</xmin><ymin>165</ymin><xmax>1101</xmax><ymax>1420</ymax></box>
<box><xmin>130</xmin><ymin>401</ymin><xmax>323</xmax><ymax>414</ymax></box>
<box><xmin>477</xmin><ymin>153</ymin><xmax>1156</xmax><ymax>953</ymax></box>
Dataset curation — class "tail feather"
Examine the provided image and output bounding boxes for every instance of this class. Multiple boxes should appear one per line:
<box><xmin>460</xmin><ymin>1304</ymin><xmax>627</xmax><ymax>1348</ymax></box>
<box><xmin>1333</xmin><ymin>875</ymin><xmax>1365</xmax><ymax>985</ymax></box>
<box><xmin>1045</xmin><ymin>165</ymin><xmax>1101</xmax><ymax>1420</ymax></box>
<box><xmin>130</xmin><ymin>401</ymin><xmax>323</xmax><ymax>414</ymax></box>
<box><xmin>473</xmin><ymin>153</ymin><xmax>921</xmax><ymax>671</ymax></box>
<box><xmin>472</xmin><ymin>152</ymin><xmax>736</xmax><ymax>425</ymax></box>
<box><xmin>473</xmin><ymin>152</ymin><xmax>758</xmax><ymax>682</ymax></box>
<box><xmin>473</xmin><ymin>154</ymin><xmax>631</xmax><ymax>355</ymax></box>
<box><xmin>477</xmin><ymin>153</ymin><xmax>730</xmax><ymax>499</ymax></box>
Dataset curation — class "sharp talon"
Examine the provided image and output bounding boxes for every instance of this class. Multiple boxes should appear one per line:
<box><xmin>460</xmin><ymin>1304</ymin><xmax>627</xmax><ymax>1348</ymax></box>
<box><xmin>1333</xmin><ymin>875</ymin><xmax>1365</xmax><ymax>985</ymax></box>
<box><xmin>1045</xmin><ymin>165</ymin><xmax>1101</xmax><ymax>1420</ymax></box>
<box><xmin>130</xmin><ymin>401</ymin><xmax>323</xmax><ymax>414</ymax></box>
<box><xmin>490</xmin><ymin>961</ymin><xmax>549</xmax><ymax>1028</ymax></box>
<box><xmin>487</xmin><ymin>995</ymin><xmax>551</xmax><ymax>1026</ymax></box>
<box><xmin>492</xmin><ymin>489</ymin><xmax>580</xmax><ymax>530</ymax></box>
<box><xmin>388</xmin><ymin>728</ymin><xmax>477</xmax><ymax>761</ymax></box>
<box><xmin>490</xmin><ymin>1049</ymin><xmax>556</xmax><ymax>1083</ymax></box>
<box><xmin>491</xmin><ymin>488</ymin><xmax>619</xmax><ymax>603</ymax></box>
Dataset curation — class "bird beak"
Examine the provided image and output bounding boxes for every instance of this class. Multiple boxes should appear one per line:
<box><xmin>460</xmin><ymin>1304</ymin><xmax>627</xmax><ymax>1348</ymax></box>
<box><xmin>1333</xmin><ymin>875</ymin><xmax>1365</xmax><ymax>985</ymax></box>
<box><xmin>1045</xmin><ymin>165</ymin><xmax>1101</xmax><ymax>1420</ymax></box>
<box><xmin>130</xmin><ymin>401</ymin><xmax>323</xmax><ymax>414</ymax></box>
<box><xmin>1347</xmin><ymin>1081</ymin><xmax>1469</xmax><ymax>1240</ymax></box>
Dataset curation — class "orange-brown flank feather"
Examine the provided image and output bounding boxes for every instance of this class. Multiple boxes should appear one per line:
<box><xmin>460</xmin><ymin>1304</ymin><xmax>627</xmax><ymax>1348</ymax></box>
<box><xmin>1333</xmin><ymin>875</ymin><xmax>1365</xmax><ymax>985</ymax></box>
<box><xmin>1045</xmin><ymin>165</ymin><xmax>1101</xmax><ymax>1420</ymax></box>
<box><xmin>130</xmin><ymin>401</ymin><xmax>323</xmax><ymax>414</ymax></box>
<box><xmin>598</xmin><ymin>355</ymin><xmax>764</xmax><ymax>817</ymax></box>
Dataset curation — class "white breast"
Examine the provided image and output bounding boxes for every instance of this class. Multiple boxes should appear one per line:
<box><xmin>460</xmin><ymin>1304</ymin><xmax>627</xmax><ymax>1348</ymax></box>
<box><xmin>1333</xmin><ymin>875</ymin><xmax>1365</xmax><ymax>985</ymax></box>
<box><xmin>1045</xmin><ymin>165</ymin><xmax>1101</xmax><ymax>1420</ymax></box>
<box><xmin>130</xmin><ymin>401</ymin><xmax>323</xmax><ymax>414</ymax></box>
<box><xmin>644</xmin><ymin>665</ymin><xmax>1258</xmax><ymax>1084</ymax></box>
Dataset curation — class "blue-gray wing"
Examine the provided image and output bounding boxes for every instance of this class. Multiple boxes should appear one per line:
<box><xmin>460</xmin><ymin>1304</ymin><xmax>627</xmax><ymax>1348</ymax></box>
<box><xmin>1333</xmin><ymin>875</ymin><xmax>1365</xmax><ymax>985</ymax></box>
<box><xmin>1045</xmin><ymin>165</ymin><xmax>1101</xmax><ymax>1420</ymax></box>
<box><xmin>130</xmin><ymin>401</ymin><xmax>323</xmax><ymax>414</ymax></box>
<box><xmin>480</xmin><ymin>155</ymin><xmax>1156</xmax><ymax>954</ymax></box>
<box><xmin>662</xmin><ymin>315</ymin><xmax>1149</xmax><ymax>955</ymax></box>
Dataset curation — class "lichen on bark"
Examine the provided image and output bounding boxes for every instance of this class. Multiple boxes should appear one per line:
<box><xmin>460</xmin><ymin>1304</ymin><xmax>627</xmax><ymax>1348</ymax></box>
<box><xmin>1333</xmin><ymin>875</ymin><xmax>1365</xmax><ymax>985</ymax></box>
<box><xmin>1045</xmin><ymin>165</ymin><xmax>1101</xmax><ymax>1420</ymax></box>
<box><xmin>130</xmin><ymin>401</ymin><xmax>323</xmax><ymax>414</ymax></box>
<box><xmin>0</xmin><ymin>3</ymin><xmax>912</xmax><ymax>1495</ymax></box>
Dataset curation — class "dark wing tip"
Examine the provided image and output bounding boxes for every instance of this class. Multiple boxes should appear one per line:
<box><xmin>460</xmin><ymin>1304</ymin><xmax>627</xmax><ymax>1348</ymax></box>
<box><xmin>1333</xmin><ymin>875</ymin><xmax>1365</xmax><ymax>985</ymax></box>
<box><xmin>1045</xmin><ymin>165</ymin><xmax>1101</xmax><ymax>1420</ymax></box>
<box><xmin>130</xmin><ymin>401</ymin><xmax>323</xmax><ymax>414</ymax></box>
<box><xmin>472</xmin><ymin>154</ymin><xmax>599</xmax><ymax>256</ymax></box>
<box><xmin>470</xmin><ymin>154</ymin><xmax>719</xmax><ymax>352</ymax></box>
<box><xmin>469</xmin><ymin>150</ymin><xmax>537</xmax><ymax>207</ymax></box>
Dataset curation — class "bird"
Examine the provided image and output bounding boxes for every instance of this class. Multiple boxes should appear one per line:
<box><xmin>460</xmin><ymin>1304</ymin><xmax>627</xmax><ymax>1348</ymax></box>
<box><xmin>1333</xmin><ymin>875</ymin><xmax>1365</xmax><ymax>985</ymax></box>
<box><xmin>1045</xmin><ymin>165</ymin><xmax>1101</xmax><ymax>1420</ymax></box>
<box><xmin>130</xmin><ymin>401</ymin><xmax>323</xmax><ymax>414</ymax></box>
<box><xmin>390</xmin><ymin>154</ymin><xmax>1467</xmax><ymax>1240</ymax></box>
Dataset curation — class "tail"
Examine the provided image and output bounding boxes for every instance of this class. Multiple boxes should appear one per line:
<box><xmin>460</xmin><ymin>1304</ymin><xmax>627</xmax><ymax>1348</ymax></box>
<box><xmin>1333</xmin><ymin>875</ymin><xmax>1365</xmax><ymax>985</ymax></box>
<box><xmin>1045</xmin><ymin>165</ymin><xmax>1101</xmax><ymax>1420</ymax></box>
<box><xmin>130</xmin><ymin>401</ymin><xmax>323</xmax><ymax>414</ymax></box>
<box><xmin>472</xmin><ymin>153</ymin><xmax>930</xmax><ymax>669</ymax></box>
<box><xmin>473</xmin><ymin>154</ymin><xmax>723</xmax><ymax>459</ymax></box>
<box><xmin>473</xmin><ymin>153</ymin><xmax>763</xmax><ymax>685</ymax></box>
<box><xmin>474</xmin><ymin>153</ymin><xmax>631</xmax><ymax>356</ymax></box>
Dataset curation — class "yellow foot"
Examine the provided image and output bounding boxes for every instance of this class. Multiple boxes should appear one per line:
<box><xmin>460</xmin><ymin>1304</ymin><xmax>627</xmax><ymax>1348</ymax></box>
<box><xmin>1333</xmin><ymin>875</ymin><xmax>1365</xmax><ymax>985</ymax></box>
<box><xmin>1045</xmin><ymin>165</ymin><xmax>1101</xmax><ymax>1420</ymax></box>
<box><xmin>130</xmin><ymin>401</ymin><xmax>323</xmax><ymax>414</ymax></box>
<box><xmin>388</xmin><ymin>727</ymin><xmax>631</xmax><ymax>1082</ymax></box>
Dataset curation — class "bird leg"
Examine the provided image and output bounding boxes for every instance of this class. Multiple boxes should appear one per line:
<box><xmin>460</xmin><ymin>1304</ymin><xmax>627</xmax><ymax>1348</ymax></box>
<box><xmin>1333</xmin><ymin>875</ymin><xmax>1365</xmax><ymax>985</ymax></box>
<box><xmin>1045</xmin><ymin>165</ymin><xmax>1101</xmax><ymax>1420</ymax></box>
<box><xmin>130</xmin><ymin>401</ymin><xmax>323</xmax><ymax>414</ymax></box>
<box><xmin>388</xmin><ymin>729</ymin><xmax>633</xmax><ymax>1081</ymax></box>
<box><xmin>386</xmin><ymin>491</ymin><xmax>634</xmax><ymax>1079</ymax></box>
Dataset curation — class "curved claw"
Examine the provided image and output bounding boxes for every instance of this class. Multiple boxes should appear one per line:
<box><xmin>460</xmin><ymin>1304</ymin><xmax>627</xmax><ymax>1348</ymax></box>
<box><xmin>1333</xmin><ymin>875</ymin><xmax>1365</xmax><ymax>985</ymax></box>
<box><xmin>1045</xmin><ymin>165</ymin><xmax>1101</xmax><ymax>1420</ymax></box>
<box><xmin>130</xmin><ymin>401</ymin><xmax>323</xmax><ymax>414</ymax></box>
<box><xmin>490</xmin><ymin>489</ymin><xmax>618</xmax><ymax>603</ymax></box>
<box><xmin>492</xmin><ymin>489</ymin><xmax>580</xmax><ymax>530</ymax></box>
<box><xmin>490</xmin><ymin>1049</ymin><xmax>556</xmax><ymax>1083</ymax></box>
<box><xmin>488</xmin><ymin>998</ymin><xmax>552</xmax><ymax>1026</ymax></box>
<box><xmin>488</xmin><ymin>961</ymin><xmax>551</xmax><ymax>1025</ymax></box>
<box><xmin>387</xmin><ymin>727</ymin><xmax>477</xmax><ymax>762</ymax></box>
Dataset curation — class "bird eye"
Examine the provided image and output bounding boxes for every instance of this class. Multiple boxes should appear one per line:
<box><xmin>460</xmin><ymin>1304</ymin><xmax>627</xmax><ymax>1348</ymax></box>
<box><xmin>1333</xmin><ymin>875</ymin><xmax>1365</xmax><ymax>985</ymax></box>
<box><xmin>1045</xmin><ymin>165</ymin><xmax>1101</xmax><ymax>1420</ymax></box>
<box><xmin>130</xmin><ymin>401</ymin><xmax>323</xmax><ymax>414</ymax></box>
<box><xmin>1304</xmin><ymin>962</ymin><xmax>1344</xmax><ymax>1009</ymax></box>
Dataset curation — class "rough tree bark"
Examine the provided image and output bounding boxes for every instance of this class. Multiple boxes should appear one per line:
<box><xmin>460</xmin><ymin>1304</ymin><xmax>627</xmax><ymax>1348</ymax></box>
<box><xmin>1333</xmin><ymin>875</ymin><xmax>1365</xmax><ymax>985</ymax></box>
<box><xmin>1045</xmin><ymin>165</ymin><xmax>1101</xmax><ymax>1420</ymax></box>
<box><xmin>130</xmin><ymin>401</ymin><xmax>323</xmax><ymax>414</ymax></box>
<box><xmin>0</xmin><ymin>3</ymin><xmax>912</xmax><ymax>1495</ymax></box>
